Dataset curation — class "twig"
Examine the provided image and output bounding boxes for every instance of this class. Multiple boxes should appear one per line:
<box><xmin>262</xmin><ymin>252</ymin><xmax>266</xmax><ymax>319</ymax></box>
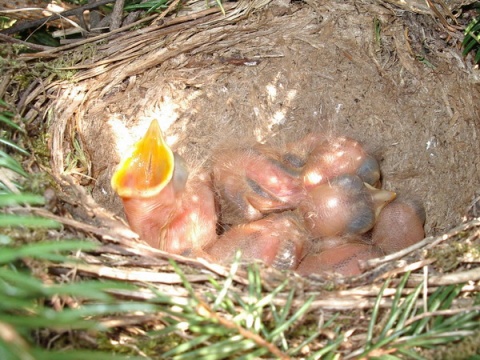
<box><xmin>423</xmin><ymin>267</ymin><xmax>480</xmax><ymax>286</ymax></box>
<box><xmin>18</xmin><ymin>3</ymin><xmax>233</xmax><ymax>59</ymax></box>
<box><xmin>304</xmin><ymin>292</ymin><xmax>473</xmax><ymax>311</ymax></box>
<box><xmin>157</xmin><ymin>0</ymin><xmax>182</xmax><ymax>22</ymax></box>
<box><xmin>0</xmin><ymin>0</ymin><xmax>114</xmax><ymax>35</ymax></box>
<box><xmin>425</xmin><ymin>0</ymin><xmax>460</xmax><ymax>32</ymax></box>
<box><xmin>0</xmin><ymin>33</ymin><xmax>52</xmax><ymax>51</ymax></box>
<box><xmin>31</xmin><ymin>207</ymin><xmax>139</xmax><ymax>239</ymax></box>
<box><xmin>100</xmin><ymin>314</ymin><xmax>168</xmax><ymax>328</ymax></box>
<box><xmin>334</xmin><ymin>283</ymin><xmax>480</xmax><ymax>298</ymax></box>
<box><xmin>30</xmin><ymin>206</ymin><xmax>249</xmax><ymax>285</ymax></box>
<box><xmin>0</xmin><ymin>171</ymin><xmax>21</xmax><ymax>194</ymax></box>
<box><xmin>372</xmin><ymin>259</ymin><xmax>436</xmax><ymax>281</ymax></box>
<box><xmin>109</xmin><ymin>0</ymin><xmax>125</xmax><ymax>31</ymax></box>
<box><xmin>50</xmin><ymin>262</ymin><xmax>211</xmax><ymax>284</ymax></box>
<box><xmin>403</xmin><ymin>305</ymin><xmax>480</xmax><ymax>327</ymax></box>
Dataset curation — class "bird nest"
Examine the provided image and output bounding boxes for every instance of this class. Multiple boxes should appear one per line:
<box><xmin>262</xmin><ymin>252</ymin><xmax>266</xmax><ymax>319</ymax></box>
<box><xmin>4</xmin><ymin>0</ymin><xmax>480</xmax><ymax>357</ymax></box>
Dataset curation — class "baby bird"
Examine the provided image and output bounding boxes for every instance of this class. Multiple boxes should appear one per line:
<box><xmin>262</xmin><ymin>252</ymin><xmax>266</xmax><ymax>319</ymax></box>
<box><xmin>283</xmin><ymin>133</ymin><xmax>326</xmax><ymax>168</ymax></box>
<box><xmin>204</xmin><ymin>211</ymin><xmax>309</xmax><ymax>270</ymax></box>
<box><xmin>212</xmin><ymin>143</ymin><xmax>304</xmax><ymax>225</ymax></box>
<box><xmin>299</xmin><ymin>174</ymin><xmax>396</xmax><ymax>238</ymax></box>
<box><xmin>309</xmin><ymin>234</ymin><xmax>370</xmax><ymax>253</ymax></box>
<box><xmin>296</xmin><ymin>243</ymin><xmax>384</xmax><ymax>276</ymax></box>
<box><xmin>285</xmin><ymin>134</ymin><xmax>381</xmax><ymax>189</ymax></box>
<box><xmin>111</xmin><ymin>120</ymin><xmax>217</xmax><ymax>254</ymax></box>
<box><xmin>372</xmin><ymin>196</ymin><xmax>426</xmax><ymax>255</ymax></box>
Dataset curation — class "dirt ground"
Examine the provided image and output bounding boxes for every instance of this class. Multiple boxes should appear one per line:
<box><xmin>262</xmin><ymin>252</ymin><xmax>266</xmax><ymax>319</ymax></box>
<box><xmin>68</xmin><ymin>0</ymin><xmax>480</xmax><ymax>237</ymax></box>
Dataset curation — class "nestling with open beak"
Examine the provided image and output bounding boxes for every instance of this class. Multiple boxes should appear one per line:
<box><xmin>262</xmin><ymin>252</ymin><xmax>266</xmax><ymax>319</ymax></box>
<box><xmin>111</xmin><ymin>120</ymin><xmax>217</xmax><ymax>255</ymax></box>
<box><xmin>299</xmin><ymin>174</ymin><xmax>396</xmax><ymax>238</ymax></box>
<box><xmin>204</xmin><ymin>211</ymin><xmax>309</xmax><ymax>270</ymax></box>
<box><xmin>372</xmin><ymin>196</ymin><xmax>426</xmax><ymax>255</ymax></box>
<box><xmin>212</xmin><ymin>143</ymin><xmax>305</xmax><ymax>225</ymax></box>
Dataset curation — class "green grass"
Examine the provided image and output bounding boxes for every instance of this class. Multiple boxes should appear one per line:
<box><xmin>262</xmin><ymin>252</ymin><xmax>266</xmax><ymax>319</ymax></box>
<box><xmin>0</xmin><ymin>99</ymin><xmax>146</xmax><ymax>359</ymax></box>
<box><xmin>463</xmin><ymin>4</ymin><xmax>480</xmax><ymax>63</ymax></box>
<box><xmin>352</xmin><ymin>272</ymin><xmax>480</xmax><ymax>359</ymax></box>
<box><xmin>124</xmin><ymin>0</ymin><xmax>169</xmax><ymax>14</ymax></box>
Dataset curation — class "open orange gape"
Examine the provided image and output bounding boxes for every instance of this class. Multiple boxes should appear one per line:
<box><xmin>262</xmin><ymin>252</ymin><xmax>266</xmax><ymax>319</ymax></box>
<box><xmin>111</xmin><ymin>120</ymin><xmax>175</xmax><ymax>199</ymax></box>
<box><xmin>111</xmin><ymin>119</ymin><xmax>426</xmax><ymax>277</ymax></box>
<box><xmin>111</xmin><ymin>120</ymin><xmax>217</xmax><ymax>255</ymax></box>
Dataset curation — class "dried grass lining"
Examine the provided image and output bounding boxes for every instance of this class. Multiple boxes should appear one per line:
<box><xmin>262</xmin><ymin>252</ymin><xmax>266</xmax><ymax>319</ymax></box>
<box><xmin>32</xmin><ymin>178</ymin><xmax>480</xmax><ymax>308</ymax></box>
<box><xmin>9</xmin><ymin>0</ymin><xmax>480</xmax><ymax>356</ymax></box>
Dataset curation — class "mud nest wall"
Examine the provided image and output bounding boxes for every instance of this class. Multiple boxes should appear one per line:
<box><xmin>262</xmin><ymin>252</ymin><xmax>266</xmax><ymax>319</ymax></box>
<box><xmin>47</xmin><ymin>0</ymin><xmax>480</xmax><ymax>238</ymax></box>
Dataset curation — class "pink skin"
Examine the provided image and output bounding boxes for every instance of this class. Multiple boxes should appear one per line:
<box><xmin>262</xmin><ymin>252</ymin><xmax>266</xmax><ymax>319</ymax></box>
<box><xmin>285</xmin><ymin>134</ymin><xmax>380</xmax><ymax>189</ymax></box>
<box><xmin>310</xmin><ymin>234</ymin><xmax>370</xmax><ymax>253</ymax></box>
<box><xmin>122</xmin><ymin>172</ymin><xmax>217</xmax><ymax>254</ymax></box>
<box><xmin>204</xmin><ymin>212</ymin><xmax>308</xmax><ymax>270</ymax></box>
<box><xmin>299</xmin><ymin>175</ymin><xmax>395</xmax><ymax>238</ymax></box>
<box><xmin>296</xmin><ymin>243</ymin><xmax>383</xmax><ymax>276</ymax></box>
<box><xmin>213</xmin><ymin>144</ymin><xmax>305</xmax><ymax>224</ymax></box>
<box><xmin>372</xmin><ymin>197</ymin><xmax>426</xmax><ymax>255</ymax></box>
<box><xmin>284</xmin><ymin>133</ymin><xmax>327</xmax><ymax>167</ymax></box>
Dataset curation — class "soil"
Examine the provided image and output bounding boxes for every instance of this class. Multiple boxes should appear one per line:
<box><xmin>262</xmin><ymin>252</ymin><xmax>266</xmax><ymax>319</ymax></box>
<box><xmin>66</xmin><ymin>0</ymin><xmax>480</xmax><ymax>237</ymax></box>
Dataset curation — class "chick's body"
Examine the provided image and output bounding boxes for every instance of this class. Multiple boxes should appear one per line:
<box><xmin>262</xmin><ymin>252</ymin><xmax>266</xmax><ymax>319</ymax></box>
<box><xmin>149</xmin><ymin>173</ymin><xmax>217</xmax><ymax>254</ymax></box>
<box><xmin>299</xmin><ymin>174</ymin><xmax>396</xmax><ymax>238</ymax></box>
<box><xmin>296</xmin><ymin>243</ymin><xmax>383</xmax><ymax>276</ymax></box>
<box><xmin>204</xmin><ymin>211</ymin><xmax>309</xmax><ymax>270</ymax></box>
<box><xmin>213</xmin><ymin>144</ymin><xmax>304</xmax><ymax>225</ymax></box>
<box><xmin>285</xmin><ymin>134</ymin><xmax>381</xmax><ymax>189</ymax></box>
<box><xmin>111</xmin><ymin>120</ymin><xmax>217</xmax><ymax>254</ymax></box>
<box><xmin>372</xmin><ymin>197</ymin><xmax>426</xmax><ymax>255</ymax></box>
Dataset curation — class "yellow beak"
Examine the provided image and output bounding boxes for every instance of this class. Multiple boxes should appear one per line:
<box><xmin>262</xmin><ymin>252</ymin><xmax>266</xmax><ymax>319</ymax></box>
<box><xmin>365</xmin><ymin>183</ymin><xmax>397</xmax><ymax>218</ymax></box>
<box><xmin>111</xmin><ymin>120</ymin><xmax>174</xmax><ymax>198</ymax></box>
